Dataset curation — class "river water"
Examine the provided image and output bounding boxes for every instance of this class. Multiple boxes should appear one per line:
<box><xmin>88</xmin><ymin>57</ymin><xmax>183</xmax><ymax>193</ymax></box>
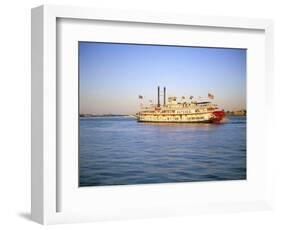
<box><xmin>79</xmin><ymin>116</ymin><xmax>246</xmax><ymax>186</ymax></box>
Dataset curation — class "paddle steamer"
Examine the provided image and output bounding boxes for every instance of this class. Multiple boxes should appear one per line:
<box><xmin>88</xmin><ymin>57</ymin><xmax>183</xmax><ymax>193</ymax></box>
<box><xmin>137</xmin><ymin>86</ymin><xmax>225</xmax><ymax>123</ymax></box>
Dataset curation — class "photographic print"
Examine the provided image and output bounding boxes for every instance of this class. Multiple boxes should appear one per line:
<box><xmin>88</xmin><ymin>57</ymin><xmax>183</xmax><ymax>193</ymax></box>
<box><xmin>79</xmin><ymin>42</ymin><xmax>246</xmax><ymax>187</ymax></box>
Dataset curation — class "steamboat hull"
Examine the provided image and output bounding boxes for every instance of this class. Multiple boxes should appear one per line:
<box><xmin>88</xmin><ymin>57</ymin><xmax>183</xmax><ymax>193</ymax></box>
<box><xmin>137</xmin><ymin>111</ymin><xmax>225</xmax><ymax>124</ymax></box>
<box><xmin>137</xmin><ymin>119</ymin><xmax>214</xmax><ymax>123</ymax></box>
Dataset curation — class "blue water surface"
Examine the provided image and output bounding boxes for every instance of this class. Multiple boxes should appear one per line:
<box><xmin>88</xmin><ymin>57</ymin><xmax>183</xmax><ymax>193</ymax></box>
<box><xmin>79</xmin><ymin>116</ymin><xmax>246</xmax><ymax>186</ymax></box>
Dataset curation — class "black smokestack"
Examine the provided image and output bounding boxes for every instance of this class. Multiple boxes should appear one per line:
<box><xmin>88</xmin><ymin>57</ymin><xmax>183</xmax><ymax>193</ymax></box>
<box><xmin>163</xmin><ymin>87</ymin><xmax>166</xmax><ymax>106</ymax></box>
<box><xmin>157</xmin><ymin>86</ymin><xmax>160</xmax><ymax>107</ymax></box>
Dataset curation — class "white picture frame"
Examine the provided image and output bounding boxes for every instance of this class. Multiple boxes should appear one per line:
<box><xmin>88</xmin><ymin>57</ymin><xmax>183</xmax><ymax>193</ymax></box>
<box><xmin>31</xmin><ymin>5</ymin><xmax>274</xmax><ymax>225</ymax></box>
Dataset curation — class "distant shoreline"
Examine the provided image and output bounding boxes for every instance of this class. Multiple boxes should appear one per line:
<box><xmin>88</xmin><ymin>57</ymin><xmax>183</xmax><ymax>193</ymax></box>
<box><xmin>81</xmin><ymin>114</ymin><xmax>246</xmax><ymax>118</ymax></box>
<box><xmin>226</xmin><ymin>110</ymin><xmax>246</xmax><ymax>116</ymax></box>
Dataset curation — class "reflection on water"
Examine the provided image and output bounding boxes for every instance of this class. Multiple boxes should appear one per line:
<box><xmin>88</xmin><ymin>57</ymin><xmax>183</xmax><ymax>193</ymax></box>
<box><xmin>79</xmin><ymin>116</ymin><xmax>246</xmax><ymax>187</ymax></box>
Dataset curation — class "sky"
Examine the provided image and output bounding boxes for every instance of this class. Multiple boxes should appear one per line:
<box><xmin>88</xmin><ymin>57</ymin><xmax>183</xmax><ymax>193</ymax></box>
<box><xmin>79</xmin><ymin>42</ymin><xmax>246</xmax><ymax>115</ymax></box>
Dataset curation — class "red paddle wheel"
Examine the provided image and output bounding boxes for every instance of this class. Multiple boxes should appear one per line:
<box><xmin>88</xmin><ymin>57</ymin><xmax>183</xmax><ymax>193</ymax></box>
<box><xmin>212</xmin><ymin>111</ymin><xmax>226</xmax><ymax>123</ymax></box>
